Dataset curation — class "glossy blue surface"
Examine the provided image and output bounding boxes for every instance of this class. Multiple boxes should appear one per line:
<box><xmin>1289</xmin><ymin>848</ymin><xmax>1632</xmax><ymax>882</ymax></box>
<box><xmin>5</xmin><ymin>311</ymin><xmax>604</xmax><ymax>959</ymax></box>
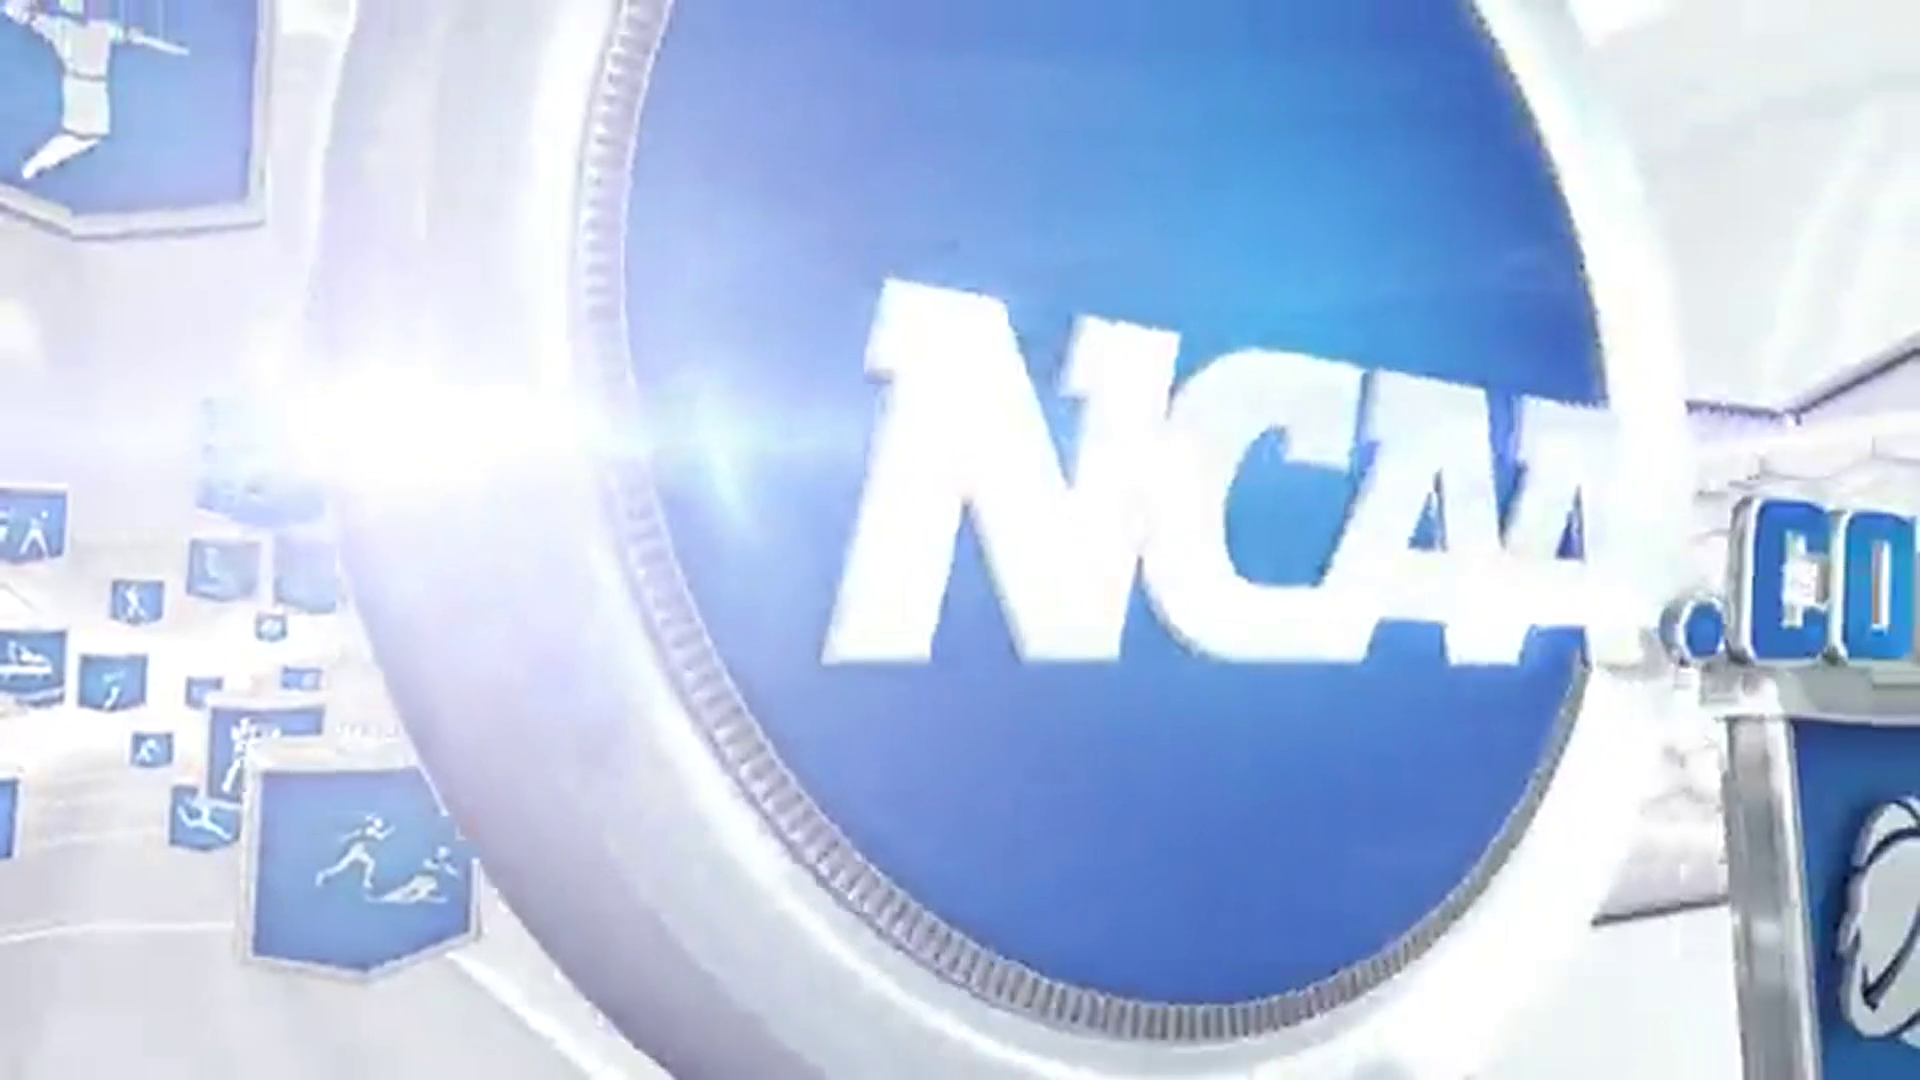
<box><xmin>623</xmin><ymin>0</ymin><xmax>1598</xmax><ymax>1004</ymax></box>
<box><xmin>1794</xmin><ymin>721</ymin><xmax>1920</xmax><ymax>1079</ymax></box>
<box><xmin>1740</xmin><ymin>500</ymin><xmax>1833</xmax><ymax>663</ymax></box>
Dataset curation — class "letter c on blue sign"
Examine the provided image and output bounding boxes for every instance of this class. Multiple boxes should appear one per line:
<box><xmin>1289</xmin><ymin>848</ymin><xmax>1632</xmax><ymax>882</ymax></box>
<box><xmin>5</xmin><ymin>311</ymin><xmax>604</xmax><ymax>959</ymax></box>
<box><xmin>1834</xmin><ymin>511</ymin><xmax>1917</xmax><ymax>662</ymax></box>
<box><xmin>1732</xmin><ymin>498</ymin><xmax>1830</xmax><ymax>663</ymax></box>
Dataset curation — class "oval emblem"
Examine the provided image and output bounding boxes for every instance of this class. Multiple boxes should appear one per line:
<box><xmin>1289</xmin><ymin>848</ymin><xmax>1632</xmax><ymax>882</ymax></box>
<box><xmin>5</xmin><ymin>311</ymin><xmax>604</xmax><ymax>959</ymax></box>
<box><xmin>580</xmin><ymin>0</ymin><xmax>1681</xmax><ymax>1054</ymax></box>
<box><xmin>335</xmin><ymin>0</ymin><xmax>1691</xmax><ymax>1074</ymax></box>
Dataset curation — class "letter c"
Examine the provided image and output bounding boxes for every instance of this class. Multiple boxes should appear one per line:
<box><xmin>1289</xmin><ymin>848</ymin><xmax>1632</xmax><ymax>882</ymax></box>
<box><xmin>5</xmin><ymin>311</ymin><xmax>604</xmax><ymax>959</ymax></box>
<box><xmin>1729</xmin><ymin>497</ymin><xmax>1830</xmax><ymax>664</ymax></box>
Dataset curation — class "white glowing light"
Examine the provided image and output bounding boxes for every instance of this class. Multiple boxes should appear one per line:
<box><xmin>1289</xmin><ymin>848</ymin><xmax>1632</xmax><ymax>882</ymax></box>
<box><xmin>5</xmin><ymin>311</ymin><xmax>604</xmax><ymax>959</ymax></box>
<box><xmin>0</xmin><ymin>298</ymin><xmax>44</xmax><ymax>376</ymax></box>
<box><xmin>1566</xmin><ymin>0</ymin><xmax>1671</xmax><ymax>46</ymax></box>
<box><xmin>262</xmin><ymin>368</ymin><xmax>604</xmax><ymax>501</ymax></box>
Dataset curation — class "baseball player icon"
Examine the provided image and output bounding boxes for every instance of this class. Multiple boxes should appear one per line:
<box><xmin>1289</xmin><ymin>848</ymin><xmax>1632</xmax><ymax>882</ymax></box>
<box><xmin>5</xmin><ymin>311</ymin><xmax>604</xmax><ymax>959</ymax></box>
<box><xmin>2</xmin><ymin>0</ymin><xmax>188</xmax><ymax>180</ymax></box>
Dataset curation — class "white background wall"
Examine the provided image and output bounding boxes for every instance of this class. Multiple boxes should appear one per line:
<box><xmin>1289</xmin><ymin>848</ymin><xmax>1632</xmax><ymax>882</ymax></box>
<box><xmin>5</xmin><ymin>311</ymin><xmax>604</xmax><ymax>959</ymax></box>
<box><xmin>1589</xmin><ymin>0</ymin><xmax>1920</xmax><ymax>407</ymax></box>
<box><xmin>1485</xmin><ymin>905</ymin><xmax>1742</xmax><ymax>1080</ymax></box>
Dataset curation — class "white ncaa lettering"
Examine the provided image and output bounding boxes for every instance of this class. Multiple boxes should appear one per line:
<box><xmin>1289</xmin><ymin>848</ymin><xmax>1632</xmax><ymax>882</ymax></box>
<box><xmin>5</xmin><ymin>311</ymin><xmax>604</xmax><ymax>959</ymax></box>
<box><xmin>823</xmin><ymin>279</ymin><xmax>1621</xmax><ymax>666</ymax></box>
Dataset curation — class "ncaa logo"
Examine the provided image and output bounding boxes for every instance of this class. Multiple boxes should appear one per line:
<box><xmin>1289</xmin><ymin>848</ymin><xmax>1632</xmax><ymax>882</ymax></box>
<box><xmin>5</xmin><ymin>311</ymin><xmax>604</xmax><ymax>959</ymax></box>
<box><xmin>325</xmin><ymin>0</ymin><xmax>1689</xmax><ymax>1076</ymax></box>
<box><xmin>0</xmin><ymin>0</ymin><xmax>270</xmax><ymax>237</ymax></box>
<box><xmin>579</xmin><ymin>0</ymin><xmax>1686</xmax><ymax>1071</ymax></box>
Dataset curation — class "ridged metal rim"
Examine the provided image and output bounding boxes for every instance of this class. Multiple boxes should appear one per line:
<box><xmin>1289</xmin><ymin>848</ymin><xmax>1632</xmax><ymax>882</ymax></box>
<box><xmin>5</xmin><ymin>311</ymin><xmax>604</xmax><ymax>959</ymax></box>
<box><xmin>572</xmin><ymin>0</ymin><xmax>1592</xmax><ymax>1043</ymax></box>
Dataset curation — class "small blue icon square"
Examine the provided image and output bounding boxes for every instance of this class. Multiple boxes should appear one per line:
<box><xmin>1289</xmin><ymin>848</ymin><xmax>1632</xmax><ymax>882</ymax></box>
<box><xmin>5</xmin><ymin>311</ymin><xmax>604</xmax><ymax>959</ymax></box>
<box><xmin>0</xmin><ymin>630</ymin><xmax>66</xmax><ymax>708</ymax></box>
<box><xmin>280</xmin><ymin>666</ymin><xmax>323</xmax><ymax>692</ymax></box>
<box><xmin>254</xmin><ymin>611</ymin><xmax>289</xmax><ymax>643</ymax></box>
<box><xmin>0</xmin><ymin>488</ymin><xmax>67</xmax><ymax>565</ymax></box>
<box><xmin>109</xmin><ymin>579</ymin><xmax>166</xmax><ymax>626</ymax></box>
<box><xmin>184</xmin><ymin>675</ymin><xmax>224</xmax><ymax>709</ymax></box>
<box><xmin>77</xmin><ymin>654</ymin><xmax>148</xmax><ymax>712</ymax></box>
<box><xmin>130</xmin><ymin>732</ymin><xmax>175</xmax><ymax>769</ymax></box>
<box><xmin>168</xmin><ymin>785</ymin><xmax>240</xmax><ymax>853</ymax></box>
<box><xmin>0</xmin><ymin>779</ymin><xmax>18</xmax><ymax>860</ymax></box>
<box><xmin>272</xmin><ymin>534</ymin><xmax>342</xmax><ymax>615</ymax></box>
<box><xmin>186</xmin><ymin>538</ymin><xmax>262</xmax><ymax>602</ymax></box>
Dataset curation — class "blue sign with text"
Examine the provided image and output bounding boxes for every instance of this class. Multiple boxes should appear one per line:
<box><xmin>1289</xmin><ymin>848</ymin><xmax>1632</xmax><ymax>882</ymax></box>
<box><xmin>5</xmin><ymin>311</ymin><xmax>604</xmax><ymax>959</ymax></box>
<box><xmin>1668</xmin><ymin>497</ymin><xmax>1920</xmax><ymax>667</ymax></box>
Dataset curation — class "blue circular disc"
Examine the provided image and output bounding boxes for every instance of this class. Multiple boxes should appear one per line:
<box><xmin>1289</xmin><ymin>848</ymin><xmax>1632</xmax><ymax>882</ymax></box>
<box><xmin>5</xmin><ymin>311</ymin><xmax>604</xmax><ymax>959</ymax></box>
<box><xmin>611</xmin><ymin>0</ymin><xmax>1599</xmax><ymax>1033</ymax></box>
<box><xmin>1686</xmin><ymin>601</ymin><xmax>1729</xmax><ymax>661</ymax></box>
<box><xmin>1659</xmin><ymin>595</ymin><xmax>1729</xmax><ymax>663</ymax></box>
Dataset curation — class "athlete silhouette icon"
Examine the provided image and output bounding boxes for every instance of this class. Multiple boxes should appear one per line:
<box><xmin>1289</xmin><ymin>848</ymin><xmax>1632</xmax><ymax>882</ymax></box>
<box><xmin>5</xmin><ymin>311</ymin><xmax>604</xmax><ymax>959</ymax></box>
<box><xmin>119</xmin><ymin>584</ymin><xmax>144</xmax><ymax>620</ymax></box>
<box><xmin>1</xmin><ymin>0</ymin><xmax>187</xmax><ymax>180</ymax></box>
<box><xmin>313</xmin><ymin>814</ymin><xmax>393</xmax><ymax>891</ymax></box>
<box><xmin>217</xmin><ymin>714</ymin><xmax>277</xmax><ymax>798</ymax></box>
<box><xmin>0</xmin><ymin>506</ymin><xmax>56</xmax><ymax>563</ymax></box>
<box><xmin>175</xmin><ymin>793</ymin><xmax>234</xmax><ymax>842</ymax></box>
<box><xmin>370</xmin><ymin>845</ymin><xmax>463</xmax><ymax>906</ymax></box>
<box><xmin>0</xmin><ymin>640</ymin><xmax>53</xmax><ymax>681</ymax></box>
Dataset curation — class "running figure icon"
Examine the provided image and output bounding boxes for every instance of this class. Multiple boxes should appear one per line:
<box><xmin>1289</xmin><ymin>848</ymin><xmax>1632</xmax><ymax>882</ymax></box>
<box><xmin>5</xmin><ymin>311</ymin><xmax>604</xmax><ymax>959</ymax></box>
<box><xmin>244</xmin><ymin>765</ymin><xmax>479</xmax><ymax>974</ymax></box>
<box><xmin>168</xmin><ymin>784</ymin><xmax>240</xmax><ymax>851</ymax></box>
<box><xmin>1</xmin><ymin>0</ymin><xmax>187</xmax><ymax>180</ymax></box>
<box><xmin>313</xmin><ymin>813</ymin><xmax>393</xmax><ymax>891</ymax></box>
<box><xmin>176</xmin><ymin>793</ymin><xmax>234</xmax><ymax>842</ymax></box>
